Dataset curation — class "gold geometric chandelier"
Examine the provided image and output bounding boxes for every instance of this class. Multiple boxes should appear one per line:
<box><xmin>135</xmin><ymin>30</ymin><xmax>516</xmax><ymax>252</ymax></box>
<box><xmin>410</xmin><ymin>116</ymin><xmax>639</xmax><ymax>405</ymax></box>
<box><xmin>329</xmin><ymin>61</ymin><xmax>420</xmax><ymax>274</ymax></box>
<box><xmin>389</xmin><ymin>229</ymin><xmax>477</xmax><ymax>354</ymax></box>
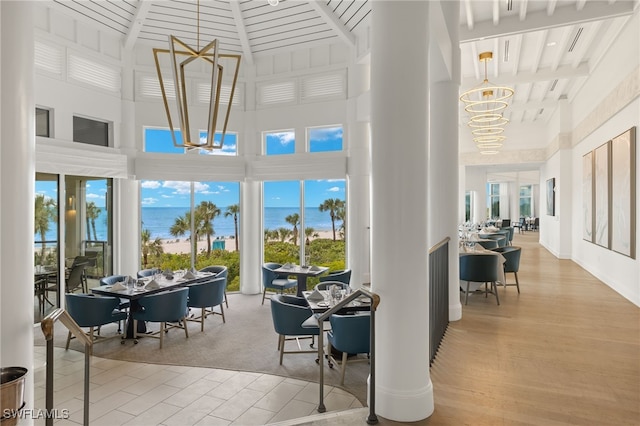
<box><xmin>152</xmin><ymin>0</ymin><xmax>240</xmax><ymax>151</ymax></box>
<box><xmin>460</xmin><ymin>51</ymin><xmax>514</xmax><ymax>155</ymax></box>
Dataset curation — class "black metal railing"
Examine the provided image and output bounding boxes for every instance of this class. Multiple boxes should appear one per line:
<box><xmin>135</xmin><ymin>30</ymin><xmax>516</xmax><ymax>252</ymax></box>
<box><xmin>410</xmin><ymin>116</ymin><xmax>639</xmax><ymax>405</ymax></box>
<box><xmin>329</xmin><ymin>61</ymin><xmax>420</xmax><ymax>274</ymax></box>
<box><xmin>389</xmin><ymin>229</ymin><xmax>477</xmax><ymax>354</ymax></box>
<box><xmin>314</xmin><ymin>288</ymin><xmax>380</xmax><ymax>424</ymax></box>
<box><xmin>428</xmin><ymin>237</ymin><xmax>450</xmax><ymax>365</ymax></box>
<box><xmin>41</xmin><ymin>309</ymin><xmax>91</xmax><ymax>426</ymax></box>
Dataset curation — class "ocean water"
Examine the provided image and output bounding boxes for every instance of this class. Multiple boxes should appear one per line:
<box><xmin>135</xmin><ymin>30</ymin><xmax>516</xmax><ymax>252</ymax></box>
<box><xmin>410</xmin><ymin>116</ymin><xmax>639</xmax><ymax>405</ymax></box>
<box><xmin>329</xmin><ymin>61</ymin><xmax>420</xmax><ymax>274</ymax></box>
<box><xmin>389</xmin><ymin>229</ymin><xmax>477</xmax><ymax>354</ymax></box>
<box><xmin>36</xmin><ymin>207</ymin><xmax>339</xmax><ymax>242</ymax></box>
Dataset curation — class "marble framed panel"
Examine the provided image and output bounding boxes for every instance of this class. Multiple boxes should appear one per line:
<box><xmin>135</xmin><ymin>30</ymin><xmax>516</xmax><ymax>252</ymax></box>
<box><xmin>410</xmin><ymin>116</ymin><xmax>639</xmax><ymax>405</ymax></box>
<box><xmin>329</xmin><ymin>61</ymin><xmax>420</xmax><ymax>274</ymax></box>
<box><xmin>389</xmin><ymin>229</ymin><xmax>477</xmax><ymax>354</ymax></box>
<box><xmin>583</xmin><ymin>151</ymin><xmax>594</xmax><ymax>242</ymax></box>
<box><xmin>594</xmin><ymin>142</ymin><xmax>610</xmax><ymax>249</ymax></box>
<box><xmin>610</xmin><ymin>127</ymin><xmax>636</xmax><ymax>258</ymax></box>
<box><xmin>546</xmin><ymin>178</ymin><xmax>555</xmax><ymax>216</ymax></box>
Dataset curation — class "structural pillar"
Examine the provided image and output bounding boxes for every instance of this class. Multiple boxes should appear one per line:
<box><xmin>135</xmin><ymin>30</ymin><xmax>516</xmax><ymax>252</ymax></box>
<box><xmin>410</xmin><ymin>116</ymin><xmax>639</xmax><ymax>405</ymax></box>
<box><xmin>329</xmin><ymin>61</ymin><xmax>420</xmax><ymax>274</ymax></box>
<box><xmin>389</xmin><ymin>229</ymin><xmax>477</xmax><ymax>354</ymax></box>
<box><xmin>370</xmin><ymin>1</ymin><xmax>433</xmax><ymax>421</ymax></box>
<box><xmin>0</xmin><ymin>0</ymin><xmax>35</xmax><ymax>413</ymax></box>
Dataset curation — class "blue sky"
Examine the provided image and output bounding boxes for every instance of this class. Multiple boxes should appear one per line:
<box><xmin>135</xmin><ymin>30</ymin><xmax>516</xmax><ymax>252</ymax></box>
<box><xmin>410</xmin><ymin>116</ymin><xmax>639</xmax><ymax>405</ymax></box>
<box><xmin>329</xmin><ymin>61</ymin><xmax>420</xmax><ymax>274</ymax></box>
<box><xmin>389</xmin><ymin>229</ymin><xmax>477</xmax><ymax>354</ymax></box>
<box><xmin>35</xmin><ymin>179</ymin><xmax>107</xmax><ymax>208</ymax></box>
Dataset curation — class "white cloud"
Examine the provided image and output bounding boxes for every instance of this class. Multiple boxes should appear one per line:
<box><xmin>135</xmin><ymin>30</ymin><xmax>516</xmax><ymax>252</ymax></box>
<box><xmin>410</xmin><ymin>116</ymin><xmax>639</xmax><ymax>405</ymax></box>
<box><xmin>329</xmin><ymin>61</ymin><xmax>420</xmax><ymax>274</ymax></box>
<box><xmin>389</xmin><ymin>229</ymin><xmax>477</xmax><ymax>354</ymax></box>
<box><xmin>141</xmin><ymin>181</ymin><xmax>162</xmax><ymax>189</ymax></box>
<box><xmin>271</xmin><ymin>131</ymin><xmax>295</xmax><ymax>146</ymax></box>
<box><xmin>328</xmin><ymin>186</ymin><xmax>340</xmax><ymax>192</ymax></box>
<box><xmin>163</xmin><ymin>181</ymin><xmax>192</xmax><ymax>194</ymax></box>
<box><xmin>193</xmin><ymin>182</ymin><xmax>210</xmax><ymax>193</ymax></box>
<box><xmin>86</xmin><ymin>193</ymin><xmax>104</xmax><ymax>199</ymax></box>
<box><xmin>161</xmin><ymin>195</ymin><xmax>173</xmax><ymax>199</ymax></box>
<box><xmin>141</xmin><ymin>197</ymin><xmax>158</xmax><ymax>205</ymax></box>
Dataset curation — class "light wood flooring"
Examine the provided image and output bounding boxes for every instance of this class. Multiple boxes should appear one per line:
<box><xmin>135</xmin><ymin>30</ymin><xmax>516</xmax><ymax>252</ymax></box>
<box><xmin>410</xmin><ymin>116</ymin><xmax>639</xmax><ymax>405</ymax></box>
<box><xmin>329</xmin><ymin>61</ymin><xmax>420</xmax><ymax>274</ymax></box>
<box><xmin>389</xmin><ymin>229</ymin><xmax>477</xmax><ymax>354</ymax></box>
<box><xmin>356</xmin><ymin>231</ymin><xmax>639</xmax><ymax>426</ymax></box>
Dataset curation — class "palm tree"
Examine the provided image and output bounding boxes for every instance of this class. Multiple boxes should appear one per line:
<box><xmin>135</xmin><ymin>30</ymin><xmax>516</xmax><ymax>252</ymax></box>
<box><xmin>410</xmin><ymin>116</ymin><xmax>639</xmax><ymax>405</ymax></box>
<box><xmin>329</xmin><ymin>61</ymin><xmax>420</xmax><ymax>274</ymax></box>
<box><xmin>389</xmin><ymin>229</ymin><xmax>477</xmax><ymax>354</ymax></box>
<box><xmin>335</xmin><ymin>203</ymin><xmax>346</xmax><ymax>240</ymax></box>
<box><xmin>277</xmin><ymin>227</ymin><xmax>292</xmax><ymax>243</ymax></box>
<box><xmin>141</xmin><ymin>229</ymin><xmax>163</xmax><ymax>268</ymax></box>
<box><xmin>304</xmin><ymin>227</ymin><xmax>319</xmax><ymax>245</ymax></box>
<box><xmin>86</xmin><ymin>201</ymin><xmax>101</xmax><ymax>241</ymax></box>
<box><xmin>170</xmin><ymin>212</ymin><xmax>193</xmax><ymax>252</ymax></box>
<box><xmin>285</xmin><ymin>213</ymin><xmax>300</xmax><ymax>246</ymax></box>
<box><xmin>224</xmin><ymin>204</ymin><xmax>240</xmax><ymax>251</ymax></box>
<box><xmin>319</xmin><ymin>198</ymin><xmax>345</xmax><ymax>241</ymax></box>
<box><xmin>34</xmin><ymin>194</ymin><xmax>56</xmax><ymax>264</ymax></box>
<box><xmin>197</xmin><ymin>201</ymin><xmax>221</xmax><ymax>255</ymax></box>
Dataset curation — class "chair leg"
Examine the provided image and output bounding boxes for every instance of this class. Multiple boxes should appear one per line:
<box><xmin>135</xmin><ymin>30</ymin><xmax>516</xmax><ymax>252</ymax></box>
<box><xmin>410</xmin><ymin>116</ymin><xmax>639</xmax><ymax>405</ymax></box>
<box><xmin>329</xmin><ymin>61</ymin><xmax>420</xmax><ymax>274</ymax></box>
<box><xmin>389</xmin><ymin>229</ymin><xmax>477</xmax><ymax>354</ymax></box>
<box><xmin>220</xmin><ymin>304</ymin><xmax>225</xmax><ymax>323</ymax></box>
<box><xmin>279</xmin><ymin>335</ymin><xmax>285</xmax><ymax>365</ymax></box>
<box><xmin>262</xmin><ymin>288</ymin><xmax>267</xmax><ymax>305</ymax></box>
<box><xmin>65</xmin><ymin>331</ymin><xmax>72</xmax><ymax>350</ymax></box>
<box><xmin>183</xmin><ymin>316</ymin><xmax>189</xmax><ymax>339</ymax></box>
<box><xmin>224</xmin><ymin>290</ymin><xmax>228</xmax><ymax>308</ymax></box>
<box><xmin>493</xmin><ymin>282</ymin><xmax>500</xmax><ymax>305</ymax></box>
<box><xmin>514</xmin><ymin>272</ymin><xmax>520</xmax><ymax>293</ymax></box>
<box><xmin>160</xmin><ymin>322</ymin><xmax>165</xmax><ymax>349</ymax></box>
<box><xmin>465</xmin><ymin>281</ymin><xmax>470</xmax><ymax>305</ymax></box>
<box><xmin>340</xmin><ymin>351</ymin><xmax>348</xmax><ymax>385</ymax></box>
<box><xmin>201</xmin><ymin>308</ymin><xmax>205</xmax><ymax>332</ymax></box>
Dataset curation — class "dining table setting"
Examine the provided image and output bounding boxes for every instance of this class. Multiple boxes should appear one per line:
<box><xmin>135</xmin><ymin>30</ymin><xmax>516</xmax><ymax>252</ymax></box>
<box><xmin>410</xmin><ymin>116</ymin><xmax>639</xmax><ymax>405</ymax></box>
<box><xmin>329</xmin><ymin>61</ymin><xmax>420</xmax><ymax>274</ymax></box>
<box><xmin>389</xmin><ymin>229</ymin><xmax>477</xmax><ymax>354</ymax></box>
<box><xmin>458</xmin><ymin>242</ymin><xmax>506</xmax><ymax>291</ymax></box>
<box><xmin>273</xmin><ymin>263</ymin><xmax>329</xmax><ymax>297</ymax></box>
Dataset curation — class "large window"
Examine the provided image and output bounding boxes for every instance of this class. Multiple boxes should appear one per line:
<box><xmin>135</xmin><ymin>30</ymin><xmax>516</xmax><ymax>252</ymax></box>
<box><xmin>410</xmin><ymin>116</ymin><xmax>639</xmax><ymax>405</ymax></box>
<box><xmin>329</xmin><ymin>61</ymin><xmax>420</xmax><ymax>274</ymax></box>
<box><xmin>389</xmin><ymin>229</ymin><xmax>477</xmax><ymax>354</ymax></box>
<box><xmin>308</xmin><ymin>126</ymin><xmax>343</xmax><ymax>152</ymax></box>
<box><xmin>265</xmin><ymin>130</ymin><xmax>295</xmax><ymax>155</ymax></box>
<box><xmin>465</xmin><ymin>191</ymin><xmax>472</xmax><ymax>222</ymax></box>
<box><xmin>140</xmin><ymin>180</ymin><xmax>241</xmax><ymax>290</ymax></box>
<box><xmin>35</xmin><ymin>173</ymin><xmax>59</xmax><ymax>323</ymax></box>
<box><xmin>263</xmin><ymin>179</ymin><xmax>346</xmax><ymax>291</ymax></box>
<box><xmin>73</xmin><ymin>116</ymin><xmax>110</xmax><ymax>147</ymax></box>
<box><xmin>36</xmin><ymin>107</ymin><xmax>51</xmax><ymax>137</ymax></box>
<box><xmin>488</xmin><ymin>183</ymin><xmax>500</xmax><ymax>219</ymax></box>
<box><xmin>144</xmin><ymin>128</ymin><xmax>238</xmax><ymax>155</ymax></box>
<box><xmin>520</xmin><ymin>185</ymin><xmax>533</xmax><ymax>217</ymax></box>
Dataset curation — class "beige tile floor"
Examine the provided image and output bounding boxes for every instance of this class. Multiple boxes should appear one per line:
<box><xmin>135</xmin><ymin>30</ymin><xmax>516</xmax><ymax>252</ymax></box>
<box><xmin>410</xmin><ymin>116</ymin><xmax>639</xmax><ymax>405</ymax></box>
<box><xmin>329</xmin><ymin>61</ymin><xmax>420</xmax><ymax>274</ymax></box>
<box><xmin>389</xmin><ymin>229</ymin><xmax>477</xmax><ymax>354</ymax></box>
<box><xmin>33</xmin><ymin>346</ymin><xmax>363</xmax><ymax>425</ymax></box>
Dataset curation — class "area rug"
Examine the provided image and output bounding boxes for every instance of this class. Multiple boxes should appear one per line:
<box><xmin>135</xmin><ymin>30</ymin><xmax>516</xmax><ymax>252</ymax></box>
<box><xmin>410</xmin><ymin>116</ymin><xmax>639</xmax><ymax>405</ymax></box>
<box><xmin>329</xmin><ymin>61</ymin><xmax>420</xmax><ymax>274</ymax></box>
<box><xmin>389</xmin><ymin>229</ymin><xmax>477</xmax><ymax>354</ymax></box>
<box><xmin>34</xmin><ymin>293</ymin><xmax>370</xmax><ymax>404</ymax></box>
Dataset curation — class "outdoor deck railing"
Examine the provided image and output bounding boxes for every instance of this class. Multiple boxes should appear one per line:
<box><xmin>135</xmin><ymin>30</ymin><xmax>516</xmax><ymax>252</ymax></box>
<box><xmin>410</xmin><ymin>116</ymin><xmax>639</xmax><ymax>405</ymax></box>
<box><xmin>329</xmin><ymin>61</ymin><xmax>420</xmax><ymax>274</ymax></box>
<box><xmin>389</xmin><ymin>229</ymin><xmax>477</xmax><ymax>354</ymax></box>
<box><xmin>314</xmin><ymin>287</ymin><xmax>380</xmax><ymax>425</ymax></box>
<box><xmin>428</xmin><ymin>237</ymin><xmax>450</xmax><ymax>365</ymax></box>
<box><xmin>40</xmin><ymin>309</ymin><xmax>92</xmax><ymax>426</ymax></box>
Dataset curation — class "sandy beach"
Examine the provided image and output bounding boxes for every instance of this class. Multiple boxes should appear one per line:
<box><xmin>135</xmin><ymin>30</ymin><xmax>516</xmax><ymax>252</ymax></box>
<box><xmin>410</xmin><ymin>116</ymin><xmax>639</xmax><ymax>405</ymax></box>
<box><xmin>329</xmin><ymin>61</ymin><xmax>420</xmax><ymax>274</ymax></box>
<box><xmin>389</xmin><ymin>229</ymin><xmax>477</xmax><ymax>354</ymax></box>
<box><xmin>160</xmin><ymin>230</ymin><xmax>336</xmax><ymax>254</ymax></box>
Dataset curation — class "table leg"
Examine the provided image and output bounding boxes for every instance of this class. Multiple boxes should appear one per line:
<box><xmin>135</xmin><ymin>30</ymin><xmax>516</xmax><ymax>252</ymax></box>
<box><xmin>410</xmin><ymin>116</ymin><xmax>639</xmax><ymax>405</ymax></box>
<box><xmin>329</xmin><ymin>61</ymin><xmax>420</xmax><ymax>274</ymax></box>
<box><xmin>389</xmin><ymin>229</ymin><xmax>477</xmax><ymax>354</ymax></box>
<box><xmin>124</xmin><ymin>300</ymin><xmax>146</xmax><ymax>339</ymax></box>
<box><xmin>296</xmin><ymin>275</ymin><xmax>308</xmax><ymax>297</ymax></box>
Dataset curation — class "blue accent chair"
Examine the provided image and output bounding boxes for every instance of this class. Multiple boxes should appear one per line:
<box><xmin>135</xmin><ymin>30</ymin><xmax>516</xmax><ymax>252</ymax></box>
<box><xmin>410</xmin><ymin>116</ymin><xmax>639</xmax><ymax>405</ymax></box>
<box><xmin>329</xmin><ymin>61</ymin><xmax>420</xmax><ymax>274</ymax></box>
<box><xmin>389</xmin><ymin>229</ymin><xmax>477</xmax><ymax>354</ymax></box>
<box><xmin>327</xmin><ymin>313</ymin><xmax>371</xmax><ymax>385</ymax></box>
<box><xmin>137</xmin><ymin>268</ymin><xmax>161</xmax><ymax>279</ymax></box>
<box><xmin>459</xmin><ymin>254</ymin><xmax>500</xmax><ymax>305</ymax></box>
<box><xmin>186</xmin><ymin>277</ymin><xmax>226</xmax><ymax>331</ymax></box>
<box><xmin>262</xmin><ymin>263</ymin><xmax>297</xmax><ymax>305</ymax></box>
<box><xmin>492</xmin><ymin>246</ymin><xmax>522</xmax><ymax>293</ymax></box>
<box><xmin>98</xmin><ymin>275</ymin><xmax>131</xmax><ymax>333</ymax></box>
<box><xmin>65</xmin><ymin>293</ymin><xmax>128</xmax><ymax>352</ymax></box>
<box><xmin>270</xmin><ymin>294</ymin><xmax>320</xmax><ymax>365</ymax></box>
<box><xmin>132</xmin><ymin>287</ymin><xmax>189</xmax><ymax>348</ymax></box>
<box><xmin>484</xmin><ymin>233</ymin><xmax>507</xmax><ymax>248</ymax></box>
<box><xmin>475</xmin><ymin>239</ymin><xmax>499</xmax><ymax>250</ymax></box>
<box><xmin>319</xmin><ymin>269</ymin><xmax>352</xmax><ymax>285</ymax></box>
<box><xmin>199</xmin><ymin>265</ymin><xmax>229</xmax><ymax>307</ymax></box>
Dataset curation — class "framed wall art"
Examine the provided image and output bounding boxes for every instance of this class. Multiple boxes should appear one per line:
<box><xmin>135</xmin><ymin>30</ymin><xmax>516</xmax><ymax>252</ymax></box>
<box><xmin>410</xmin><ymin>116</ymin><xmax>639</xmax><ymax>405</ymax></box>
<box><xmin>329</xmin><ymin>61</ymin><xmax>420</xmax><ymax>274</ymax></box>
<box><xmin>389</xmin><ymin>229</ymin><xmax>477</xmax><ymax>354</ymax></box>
<box><xmin>546</xmin><ymin>178</ymin><xmax>555</xmax><ymax>216</ymax></box>
<box><xmin>610</xmin><ymin>127</ymin><xmax>636</xmax><ymax>258</ymax></box>
<box><xmin>594</xmin><ymin>142</ymin><xmax>610</xmax><ymax>249</ymax></box>
<box><xmin>583</xmin><ymin>151</ymin><xmax>594</xmax><ymax>242</ymax></box>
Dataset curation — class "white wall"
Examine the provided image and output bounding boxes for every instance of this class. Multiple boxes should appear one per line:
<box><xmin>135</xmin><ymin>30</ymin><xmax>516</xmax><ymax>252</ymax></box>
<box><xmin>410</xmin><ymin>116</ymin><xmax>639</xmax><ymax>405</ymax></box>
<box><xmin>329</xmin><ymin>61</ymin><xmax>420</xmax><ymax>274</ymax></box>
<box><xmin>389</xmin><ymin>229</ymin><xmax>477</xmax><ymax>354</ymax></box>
<box><xmin>539</xmin><ymin>149</ymin><xmax>572</xmax><ymax>258</ymax></box>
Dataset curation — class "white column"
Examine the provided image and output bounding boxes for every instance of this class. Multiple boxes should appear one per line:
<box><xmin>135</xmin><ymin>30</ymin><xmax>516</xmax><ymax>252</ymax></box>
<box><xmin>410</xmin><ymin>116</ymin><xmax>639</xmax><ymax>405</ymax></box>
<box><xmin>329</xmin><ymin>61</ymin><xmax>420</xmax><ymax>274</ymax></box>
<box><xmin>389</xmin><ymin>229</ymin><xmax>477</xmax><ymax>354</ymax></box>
<box><xmin>116</xmin><ymin>51</ymin><xmax>140</xmax><ymax>277</ymax></box>
<box><xmin>347</xmin><ymin>62</ymin><xmax>371</xmax><ymax>287</ymax></box>
<box><xmin>370</xmin><ymin>1</ymin><xmax>433</xmax><ymax>421</ymax></box>
<box><xmin>0</xmin><ymin>0</ymin><xmax>35</xmax><ymax>412</ymax></box>
<box><xmin>240</xmin><ymin>178</ymin><xmax>262</xmax><ymax>294</ymax></box>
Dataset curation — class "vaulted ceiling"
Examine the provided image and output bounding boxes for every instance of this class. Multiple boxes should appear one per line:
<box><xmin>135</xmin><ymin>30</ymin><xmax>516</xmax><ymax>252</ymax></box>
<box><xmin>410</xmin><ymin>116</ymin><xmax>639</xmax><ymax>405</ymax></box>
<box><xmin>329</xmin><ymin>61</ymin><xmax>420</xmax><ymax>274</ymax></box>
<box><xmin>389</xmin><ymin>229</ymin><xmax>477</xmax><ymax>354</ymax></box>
<box><xmin>47</xmin><ymin>0</ymin><xmax>638</xmax><ymax>154</ymax></box>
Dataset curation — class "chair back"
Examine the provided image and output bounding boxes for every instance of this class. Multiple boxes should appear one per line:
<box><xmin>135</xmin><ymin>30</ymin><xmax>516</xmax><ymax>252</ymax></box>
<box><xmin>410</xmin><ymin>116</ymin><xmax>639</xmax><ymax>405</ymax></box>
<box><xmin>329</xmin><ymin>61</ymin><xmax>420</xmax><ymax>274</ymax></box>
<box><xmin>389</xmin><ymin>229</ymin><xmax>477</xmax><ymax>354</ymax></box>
<box><xmin>99</xmin><ymin>275</ymin><xmax>127</xmax><ymax>286</ymax></box>
<box><xmin>270</xmin><ymin>294</ymin><xmax>319</xmax><ymax>336</ymax></box>
<box><xmin>492</xmin><ymin>247</ymin><xmax>521</xmax><ymax>273</ymax></box>
<box><xmin>137</xmin><ymin>268</ymin><xmax>160</xmax><ymax>278</ymax></box>
<box><xmin>66</xmin><ymin>263</ymin><xmax>86</xmax><ymax>293</ymax></box>
<box><xmin>476</xmin><ymin>239</ymin><xmax>498</xmax><ymax>250</ymax></box>
<box><xmin>501</xmin><ymin>219</ymin><xmax>511</xmax><ymax>228</ymax></box>
<box><xmin>485</xmin><ymin>234</ymin><xmax>507</xmax><ymax>247</ymax></box>
<box><xmin>329</xmin><ymin>313</ymin><xmax>370</xmax><ymax>354</ymax></box>
<box><xmin>505</xmin><ymin>227</ymin><xmax>514</xmax><ymax>243</ymax></box>
<box><xmin>65</xmin><ymin>293</ymin><xmax>124</xmax><ymax>327</ymax></box>
<box><xmin>199</xmin><ymin>265</ymin><xmax>228</xmax><ymax>279</ymax></box>
<box><xmin>262</xmin><ymin>263</ymin><xmax>282</xmax><ymax>286</ymax></box>
<box><xmin>187</xmin><ymin>277</ymin><xmax>226</xmax><ymax>309</ymax></box>
<box><xmin>136</xmin><ymin>288</ymin><xmax>189</xmax><ymax>322</ymax></box>
<box><xmin>459</xmin><ymin>254</ymin><xmax>499</xmax><ymax>283</ymax></box>
<box><xmin>319</xmin><ymin>269</ymin><xmax>351</xmax><ymax>284</ymax></box>
<box><xmin>314</xmin><ymin>281</ymin><xmax>350</xmax><ymax>291</ymax></box>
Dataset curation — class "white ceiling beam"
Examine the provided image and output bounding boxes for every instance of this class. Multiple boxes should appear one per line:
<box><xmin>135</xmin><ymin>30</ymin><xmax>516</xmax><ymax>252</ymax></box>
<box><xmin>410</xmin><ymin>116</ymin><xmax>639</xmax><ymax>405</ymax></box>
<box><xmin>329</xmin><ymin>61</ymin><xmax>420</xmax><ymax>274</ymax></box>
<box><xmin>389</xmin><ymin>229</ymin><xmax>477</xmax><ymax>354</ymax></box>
<box><xmin>493</xmin><ymin>0</ymin><xmax>500</xmax><ymax>25</ymax></box>
<box><xmin>124</xmin><ymin>0</ymin><xmax>152</xmax><ymax>51</ymax></box>
<box><xmin>493</xmin><ymin>38</ymin><xmax>499</xmax><ymax>78</ymax></box>
<box><xmin>511</xmin><ymin>34</ymin><xmax>523</xmax><ymax>76</ymax></box>
<box><xmin>519</xmin><ymin>0</ymin><xmax>528</xmax><ymax>21</ymax></box>
<box><xmin>460</xmin><ymin>1</ymin><xmax>635</xmax><ymax>42</ymax></box>
<box><xmin>576</xmin><ymin>0</ymin><xmax>587</xmax><ymax>11</ymax></box>
<box><xmin>571</xmin><ymin>20</ymin><xmax>601</xmax><ymax>69</ymax></box>
<box><xmin>550</xmin><ymin>26</ymin><xmax>572</xmax><ymax>70</ymax></box>
<box><xmin>509</xmin><ymin>98</ymin><xmax>564</xmax><ymax>112</ymax></box>
<box><xmin>307</xmin><ymin>0</ymin><xmax>356</xmax><ymax>47</ymax></box>
<box><xmin>530</xmin><ymin>29</ymin><xmax>548</xmax><ymax>73</ymax></box>
<box><xmin>229</xmin><ymin>1</ymin><xmax>254</xmax><ymax>65</ymax></box>
<box><xmin>547</xmin><ymin>0</ymin><xmax>558</xmax><ymax>15</ymax></box>
<box><xmin>460</xmin><ymin>63</ymin><xmax>590</xmax><ymax>88</ymax></box>
<box><xmin>464</xmin><ymin>0</ymin><xmax>474</xmax><ymax>29</ymax></box>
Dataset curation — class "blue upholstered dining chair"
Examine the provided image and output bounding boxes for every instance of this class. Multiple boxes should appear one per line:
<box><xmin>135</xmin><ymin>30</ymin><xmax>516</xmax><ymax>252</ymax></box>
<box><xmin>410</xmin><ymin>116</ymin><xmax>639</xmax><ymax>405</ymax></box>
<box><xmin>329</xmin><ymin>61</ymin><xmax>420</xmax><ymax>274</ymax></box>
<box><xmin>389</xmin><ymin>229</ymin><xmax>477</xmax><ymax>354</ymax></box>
<box><xmin>132</xmin><ymin>287</ymin><xmax>189</xmax><ymax>348</ymax></box>
<box><xmin>137</xmin><ymin>268</ymin><xmax>160</xmax><ymax>279</ymax></box>
<box><xmin>98</xmin><ymin>274</ymin><xmax>131</xmax><ymax>333</ymax></box>
<box><xmin>262</xmin><ymin>263</ymin><xmax>297</xmax><ymax>305</ymax></box>
<box><xmin>270</xmin><ymin>294</ymin><xmax>320</xmax><ymax>365</ymax></box>
<box><xmin>484</xmin><ymin>233</ymin><xmax>507</xmax><ymax>248</ymax></box>
<box><xmin>186</xmin><ymin>276</ymin><xmax>226</xmax><ymax>331</ymax></box>
<box><xmin>199</xmin><ymin>265</ymin><xmax>229</xmax><ymax>308</ymax></box>
<box><xmin>327</xmin><ymin>313</ymin><xmax>371</xmax><ymax>385</ymax></box>
<box><xmin>65</xmin><ymin>293</ymin><xmax>128</xmax><ymax>353</ymax></box>
<box><xmin>475</xmin><ymin>239</ymin><xmax>499</xmax><ymax>250</ymax></box>
<box><xmin>492</xmin><ymin>246</ymin><xmax>522</xmax><ymax>293</ymax></box>
<box><xmin>314</xmin><ymin>281</ymin><xmax>350</xmax><ymax>292</ymax></box>
<box><xmin>459</xmin><ymin>254</ymin><xmax>500</xmax><ymax>305</ymax></box>
<box><xmin>319</xmin><ymin>269</ymin><xmax>351</xmax><ymax>285</ymax></box>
